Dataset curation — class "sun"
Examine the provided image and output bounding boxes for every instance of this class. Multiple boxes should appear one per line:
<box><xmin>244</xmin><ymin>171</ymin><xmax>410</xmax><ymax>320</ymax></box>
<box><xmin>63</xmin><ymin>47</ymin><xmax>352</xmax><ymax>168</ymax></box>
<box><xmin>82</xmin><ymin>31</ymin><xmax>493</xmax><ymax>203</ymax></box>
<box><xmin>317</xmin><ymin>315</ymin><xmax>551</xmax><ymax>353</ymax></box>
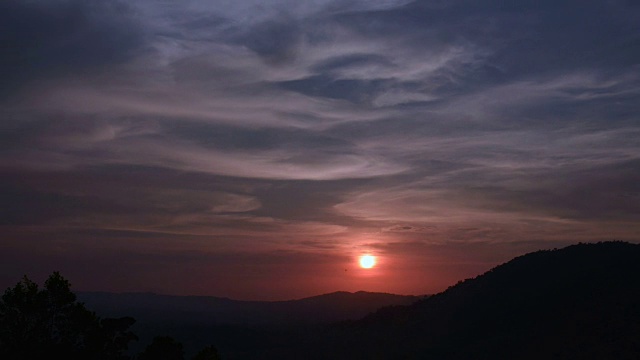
<box><xmin>359</xmin><ymin>255</ymin><xmax>376</xmax><ymax>269</ymax></box>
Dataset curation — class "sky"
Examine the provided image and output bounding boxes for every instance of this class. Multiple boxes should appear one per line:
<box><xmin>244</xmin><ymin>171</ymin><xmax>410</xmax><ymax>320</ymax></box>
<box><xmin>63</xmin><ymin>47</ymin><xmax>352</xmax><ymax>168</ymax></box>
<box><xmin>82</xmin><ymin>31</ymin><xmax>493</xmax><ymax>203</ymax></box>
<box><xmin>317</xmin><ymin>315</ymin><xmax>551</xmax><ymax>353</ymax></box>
<box><xmin>1</xmin><ymin>0</ymin><xmax>639</xmax><ymax>301</ymax></box>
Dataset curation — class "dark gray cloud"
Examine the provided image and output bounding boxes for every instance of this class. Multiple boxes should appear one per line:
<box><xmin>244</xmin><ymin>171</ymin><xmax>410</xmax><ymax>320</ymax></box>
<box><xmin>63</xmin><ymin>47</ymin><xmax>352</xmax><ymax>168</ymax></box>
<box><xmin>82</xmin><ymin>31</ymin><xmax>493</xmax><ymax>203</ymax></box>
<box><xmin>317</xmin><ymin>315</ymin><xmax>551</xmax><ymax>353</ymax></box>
<box><xmin>161</xmin><ymin>120</ymin><xmax>352</xmax><ymax>152</ymax></box>
<box><xmin>240</xmin><ymin>16</ymin><xmax>303</xmax><ymax>64</ymax></box>
<box><xmin>0</xmin><ymin>0</ymin><xmax>144</xmax><ymax>98</ymax></box>
<box><xmin>312</xmin><ymin>53</ymin><xmax>394</xmax><ymax>73</ymax></box>
<box><xmin>320</xmin><ymin>0</ymin><xmax>640</xmax><ymax>106</ymax></box>
<box><xmin>279</xmin><ymin>75</ymin><xmax>392</xmax><ymax>104</ymax></box>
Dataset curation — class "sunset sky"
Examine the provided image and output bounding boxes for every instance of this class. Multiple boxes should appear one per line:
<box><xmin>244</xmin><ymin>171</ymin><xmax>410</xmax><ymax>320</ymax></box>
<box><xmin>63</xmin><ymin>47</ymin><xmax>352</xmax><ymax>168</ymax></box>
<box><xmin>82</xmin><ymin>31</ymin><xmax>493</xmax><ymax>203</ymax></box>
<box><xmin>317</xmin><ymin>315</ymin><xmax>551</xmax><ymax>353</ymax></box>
<box><xmin>1</xmin><ymin>0</ymin><xmax>639</xmax><ymax>300</ymax></box>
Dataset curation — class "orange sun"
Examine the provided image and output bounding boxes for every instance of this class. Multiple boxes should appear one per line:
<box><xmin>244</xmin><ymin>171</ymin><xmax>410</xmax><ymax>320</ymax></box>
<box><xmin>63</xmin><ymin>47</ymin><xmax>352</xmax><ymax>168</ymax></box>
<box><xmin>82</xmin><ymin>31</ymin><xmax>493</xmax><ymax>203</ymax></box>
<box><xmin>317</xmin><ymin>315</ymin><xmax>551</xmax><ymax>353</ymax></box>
<box><xmin>359</xmin><ymin>255</ymin><xmax>376</xmax><ymax>269</ymax></box>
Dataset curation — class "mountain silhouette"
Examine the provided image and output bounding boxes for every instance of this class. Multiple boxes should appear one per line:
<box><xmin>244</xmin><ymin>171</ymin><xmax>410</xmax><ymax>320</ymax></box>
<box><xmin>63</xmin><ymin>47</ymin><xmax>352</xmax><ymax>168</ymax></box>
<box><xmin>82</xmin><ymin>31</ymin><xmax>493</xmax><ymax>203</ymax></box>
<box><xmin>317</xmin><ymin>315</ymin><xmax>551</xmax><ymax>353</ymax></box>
<box><xmin>77</xmin><ymin>290</ymin><xmax>421</xmax><ymax>358</ymax></box>
<box><xmin>287</xmin><ymin>241</ymin><xmax>640</xmax><ymax>359</ymax></box>
<box><xmin>78</xmin><ymin>290</ymin><xmax>420</xmax><ymax>327</ymax></box>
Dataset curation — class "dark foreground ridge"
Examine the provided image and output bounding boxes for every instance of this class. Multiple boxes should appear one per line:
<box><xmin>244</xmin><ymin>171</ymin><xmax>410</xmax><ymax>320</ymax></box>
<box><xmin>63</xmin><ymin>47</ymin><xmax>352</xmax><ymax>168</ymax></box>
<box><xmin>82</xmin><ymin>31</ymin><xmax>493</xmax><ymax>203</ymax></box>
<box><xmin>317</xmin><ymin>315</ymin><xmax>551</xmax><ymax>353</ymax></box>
<box><xmin>285</xmin><ymin>241</ymin><xmax>640</xmax><ymax>359</ymax></box>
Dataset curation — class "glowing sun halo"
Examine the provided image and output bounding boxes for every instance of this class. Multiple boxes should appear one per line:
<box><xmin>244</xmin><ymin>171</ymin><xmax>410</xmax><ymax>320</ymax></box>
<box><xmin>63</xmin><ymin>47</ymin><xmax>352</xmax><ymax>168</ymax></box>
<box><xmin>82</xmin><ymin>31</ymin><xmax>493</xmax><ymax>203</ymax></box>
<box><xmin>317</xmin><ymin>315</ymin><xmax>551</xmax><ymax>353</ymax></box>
<box><xmin>359</xmin><ymin>255</ymin><xmax>376</xmax><ymax>269</ymax></box>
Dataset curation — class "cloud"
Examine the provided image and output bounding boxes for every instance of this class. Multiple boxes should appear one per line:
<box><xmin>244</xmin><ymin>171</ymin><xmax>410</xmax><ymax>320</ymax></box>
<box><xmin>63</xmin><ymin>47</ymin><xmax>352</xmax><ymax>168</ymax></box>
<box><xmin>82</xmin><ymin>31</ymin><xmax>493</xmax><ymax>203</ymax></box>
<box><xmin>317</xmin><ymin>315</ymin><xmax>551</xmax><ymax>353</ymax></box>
<box><xmin>1</xmin><ymin>0</ymin><xmax>639</xmax><ymax>298</ymax></box>
<box><xmin>0</xmin><ymin>0</ymin><xmax>144</xmax><ymax>98</ymax></box>
<box><xmin>240</xmin><ymin>16</ymin><xmax>303</xmax><ymax>64</ymax></box>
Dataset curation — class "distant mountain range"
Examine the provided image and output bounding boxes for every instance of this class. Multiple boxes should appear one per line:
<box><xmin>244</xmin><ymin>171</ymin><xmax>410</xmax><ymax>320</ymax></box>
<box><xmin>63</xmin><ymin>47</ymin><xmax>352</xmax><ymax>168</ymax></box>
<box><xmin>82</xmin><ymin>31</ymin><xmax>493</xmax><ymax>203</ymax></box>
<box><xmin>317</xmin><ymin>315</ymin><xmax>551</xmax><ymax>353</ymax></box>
<box><xmin>78</xmin><ymin>290</ymin><xmax>422</xmax><ymax>327</ymax></box>
<box><xmin>80</xmin><ymin>241</ymin><xmax>640</xmax><ymax>359</ymax></box>
<box><xmin>77</xmin><ymin>289</ymin><xmax>423</xmax><ymax>357</ymax></box>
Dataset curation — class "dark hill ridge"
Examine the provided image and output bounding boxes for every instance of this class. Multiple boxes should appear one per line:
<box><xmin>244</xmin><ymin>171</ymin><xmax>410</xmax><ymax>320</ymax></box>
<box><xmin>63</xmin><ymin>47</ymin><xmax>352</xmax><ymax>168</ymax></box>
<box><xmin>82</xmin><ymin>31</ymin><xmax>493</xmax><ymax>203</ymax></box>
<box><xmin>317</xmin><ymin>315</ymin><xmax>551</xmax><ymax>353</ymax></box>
<box><xmin>78</xmin><ymin>290</ymin><xmax>422</xmax><ymax>358</ymax></box>
<box><xmin>77</xmin><ymin>290</ymin><xmax>421</xmax><ymax>327</ymax></box>
<box><xmin>298</xmin><ymin>241</ymin><xmax>640</xmax><ymax>359</ymax></box>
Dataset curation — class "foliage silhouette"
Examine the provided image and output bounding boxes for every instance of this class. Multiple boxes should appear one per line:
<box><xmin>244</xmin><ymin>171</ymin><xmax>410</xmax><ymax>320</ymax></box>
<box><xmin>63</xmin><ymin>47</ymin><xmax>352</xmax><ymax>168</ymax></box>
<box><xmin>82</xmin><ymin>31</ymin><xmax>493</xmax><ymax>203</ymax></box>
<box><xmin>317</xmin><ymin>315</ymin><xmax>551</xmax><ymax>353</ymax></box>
<box><xmin>192</xmin><ymin>344</ymin><xmax>222</xmax><ymax>360</ymax></box>
<box><xmin>0</xmin><ymin>271</ymin><xmax>137</xmax><ymax>359</ymax></box>
<box><xmin>0</xmin><ymin>272</ymin><xmax>222</xmax><ymax>360</ymax></box>
<box><xmin>137</xmin><ymin>335</ymin><xmax>185</xmax><ymax>360</ymax></box>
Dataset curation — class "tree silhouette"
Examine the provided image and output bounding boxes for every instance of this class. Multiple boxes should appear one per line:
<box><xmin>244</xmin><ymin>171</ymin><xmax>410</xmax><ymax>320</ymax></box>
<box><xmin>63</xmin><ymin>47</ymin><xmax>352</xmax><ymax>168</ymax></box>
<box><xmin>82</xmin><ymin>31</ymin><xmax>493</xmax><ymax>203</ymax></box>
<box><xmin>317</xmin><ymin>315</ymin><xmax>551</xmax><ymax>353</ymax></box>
<box><xmin>137</xmin><ymin>336</ymin><xmax>185</xmax><ymax>360</ymax></box>
<box><xmin>93</xmin><ymin>316</ymin><xmax>138</xmax><ymax>360</ymax></box>
<box><xmin>0</xmin><ymin>272</ymin><xmax>137</xmax><ymax>359</ymax></box>
<box><xmin>192</xmin><ymin>345</ymin><xmax>222</xmax><ymax>360</ymax></box>
<box><xmin>1</xmin><ymin>272</ymin><xmax>225</xmax><ymax>359</ymax></box>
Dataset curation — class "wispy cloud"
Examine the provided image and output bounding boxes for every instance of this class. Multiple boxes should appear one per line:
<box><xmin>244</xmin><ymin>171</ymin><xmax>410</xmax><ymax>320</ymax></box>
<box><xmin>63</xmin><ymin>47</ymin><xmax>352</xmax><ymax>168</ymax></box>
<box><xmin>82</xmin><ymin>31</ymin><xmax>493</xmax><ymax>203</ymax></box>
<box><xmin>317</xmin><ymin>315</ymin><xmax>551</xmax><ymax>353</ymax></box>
<box><xmin>1</xmin><ymin>0</ymin><xmax>639</xmax><ymax>298</ymax></box>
